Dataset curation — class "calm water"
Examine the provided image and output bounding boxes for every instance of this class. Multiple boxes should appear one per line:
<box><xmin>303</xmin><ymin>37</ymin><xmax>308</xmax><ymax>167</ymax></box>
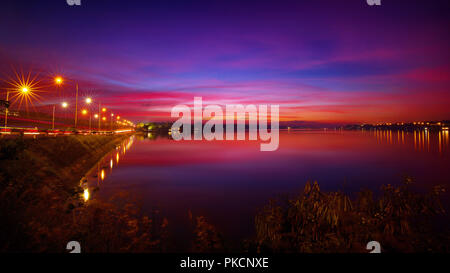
<box><xmin>85</xmin><ymin>130</ymin><xmax>450</xmax><ymax>249</ymax></box>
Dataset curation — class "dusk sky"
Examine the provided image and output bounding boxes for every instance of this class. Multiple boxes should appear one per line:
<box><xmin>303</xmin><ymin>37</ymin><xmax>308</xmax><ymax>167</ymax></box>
<box><xmin>1</xmin><ymin>0</ymin><xmax>449</xmax><ymax>124</ymax></box>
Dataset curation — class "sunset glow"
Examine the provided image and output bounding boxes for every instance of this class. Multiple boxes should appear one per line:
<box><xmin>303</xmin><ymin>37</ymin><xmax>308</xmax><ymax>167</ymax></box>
<box><xmin>0</xmin><ymin>0</ymin><xmax>448</xmax><ymax>124</ymax></box>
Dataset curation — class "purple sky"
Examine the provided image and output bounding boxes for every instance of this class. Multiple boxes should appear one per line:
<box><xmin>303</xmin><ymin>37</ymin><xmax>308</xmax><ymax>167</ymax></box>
<box><xmin>1</xmin><ymin>0</ymin><xmax>449</xmax><ymax>123</ymax></box>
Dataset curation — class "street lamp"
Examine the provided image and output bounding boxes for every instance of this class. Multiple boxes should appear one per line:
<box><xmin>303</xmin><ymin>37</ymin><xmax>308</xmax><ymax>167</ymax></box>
<box><xmin>98</xmin><ymin>107</ymin><xmax>107</xmax><ymax>132</ymax></box>
<box><xmin>83</xmin><ymin>98</ymin><xmax>93</xmax><ymax>133</ymax></box>
<box><xmin>83</xmin><ymin>97</ymin><xmax>100</xmax><ymax>132</ymax></box>
<box><xmin>50</xmin><ymin>77</ymin><xmax>65</xmax><ymax>131</ymax></box>
<box><xmin>51</xmin><ymin>102</ymin><xmax>69</xmax><ymax>130</ymax></box>
<box><xmin>110</xmin><ymin>113</ymin><xmax>114</xmax><ymax>130</ymax></box>
<box><xmin>3</xmin><ymin>91</ymin><xmax>10</xmax><ymax>129</ymax></box>
<box><xmin>54</xmin><ymin>77</ymin><xmax>63</xmax><ymax>85</ymax></box>
<box><xmin>4</xmin><ymin>85</ymin><xmax>31</xmax><ymax>129</ymax></box>
<box><xmin>82</xmin><ymin>109</ymin><xmax>92</xmax><ymax>132</ymax></box>
<box><xmin>54</xmin><ymin>76</ymin><xmax>80</xmax><ymax>129</ymax></box>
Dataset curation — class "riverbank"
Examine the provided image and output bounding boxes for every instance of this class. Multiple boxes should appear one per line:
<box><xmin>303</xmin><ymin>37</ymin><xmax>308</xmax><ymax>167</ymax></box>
<box><xmin>0</xmin><ymin>134</ymin><xmax>159</xmax><ymax>252</ymax></box>
<box><xmin>0</xmin><ymin>134</ymin><xmax>129</xmax><ymax>193</ymax></box>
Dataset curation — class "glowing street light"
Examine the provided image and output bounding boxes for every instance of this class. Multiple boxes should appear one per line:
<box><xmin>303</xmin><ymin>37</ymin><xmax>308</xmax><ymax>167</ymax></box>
<box><xmin>94</xmin><ymin>114</ymin><xmax>99</xmax><ymax>119</ymax></box>
<box><xmin>53</xmin><ymin>76</ymin><xmax>81</xmax><ymax>129</ymax></box>
<box><xmin>49</xmin><ymin>77</ymin><xmax>65</xmax><ymax>130</ymax></box>
<box><xmin>81</xmin><ymin>108</ymin><xmax>93</xmax><ymax>133</ymax></box>
<box><xmin>102</xmin><ymin>107</ymin><xmax>107</xmax><ymax>112</ymax></box>
<box><xmin>85</xmin><ymin>97</ymin><xmax>92</xmax><ymax>104</ymax></box>
<box><xmin>21</xmin><ymin>86</ymin><xmax>29</xmax><ymax>93</ymax></box>
<box><xmin>54</xmin><ymin>77</ymin><xmax>63</xmax><ymax>85</ymax></box>
<box><xmin>5</xmin><ymin>85</ymin><xmax>32</xmax><ymax>129</ymax></box>
<box><xmin>4</xmin><ymin>70</ymin><xmax>43</xmax><ymax>129</ymax></box>
<box><xmin>102</xmin><ymin>116</ymin><xmax>106</xmax><ymax>121</ymax></box>
<box><xmin>14</xmin><ymin>84</ymin><xmax>34</xmax><ymax>107</ymax></box>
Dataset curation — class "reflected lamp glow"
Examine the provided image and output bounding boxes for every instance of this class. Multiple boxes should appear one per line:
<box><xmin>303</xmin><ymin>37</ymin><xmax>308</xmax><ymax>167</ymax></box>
<box><xmin>83</xmin><ymin>188</ymin><xmax>90</xmax><ymax>202</ymax></box>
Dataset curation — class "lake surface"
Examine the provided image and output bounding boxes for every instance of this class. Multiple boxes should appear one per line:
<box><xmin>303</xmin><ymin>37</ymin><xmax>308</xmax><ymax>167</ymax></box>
<box><xmin>85</xmin><ymin>129</ymin><xmax>450</xmax><ymax>249</ymax></box>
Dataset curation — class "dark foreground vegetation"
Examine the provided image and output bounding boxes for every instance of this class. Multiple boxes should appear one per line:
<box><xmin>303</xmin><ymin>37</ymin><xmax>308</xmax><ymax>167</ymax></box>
<box><xmin>1</xmin><ymin>135</ymin><xmax>449</xmax><ymax>252</ymax></box>
<box><xmin>190</xmin><ymin>180</ymin><xmax>449</xmax><ymax>253</ymax></box>
<box><xmin>250</xmin><ymin>181</ymin><xmax>449</xmax><ymax>253</ymax></box>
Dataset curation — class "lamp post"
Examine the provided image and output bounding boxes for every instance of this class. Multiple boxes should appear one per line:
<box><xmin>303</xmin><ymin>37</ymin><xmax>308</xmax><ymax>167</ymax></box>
<box><xmin>94</xmin><ymin>114</ymin><xmax>99</xmax><ymax>133</ymax></box>
<box><xmin>53</xmin><ymin>77</ymin><xmax>63</xmax><ymax>130</ymax></box>
<box><xmin>52</xmin><ymin>105</ymin><xmax>55</xmax><ymax>130</ymax></box>
<box><xmin>4</xmin><ymin>86</ymin><xmax>31</xmax><ymax>129</ymax></box>
<box><xmin>81</xmin><ymin>109</ymin><xmax>89</xmax><ymax>132</ymax></box>
<box><xmin>85</xmin><ymin>97</ymin><xmax>92</xmax><ymax>133</ymax></box>
<box><xmin>74</xmin><ymin>83</ymin><xmax>79</xmax><ymax>129</ymax></box>
<box><xmin>98</xmin><ymin>104</ymin><xmax>101</xmax><ymax>131</ymax></box>
<box><xmin>100</xmin><ymin>106</ymin><xmax>107</xmax><ymax>132</ymax></box>
<box><xmin>110</xmin><ymin>113</ymin><xmax>114</xmax><ymax>131</ymax></box>
<box><xmin>54</xmin><ymin>77</ymin><xmax>80</xmax><ymax>130</ymax></box>
<box><xmin>4</xmin><ymin>91</ymin><xmax>9</xmax><ymax>129</ymax></box>
<box><xmin>61</xmin><ymin>102</ymin><xmax>68</xmax><ymax>130</ymax></box>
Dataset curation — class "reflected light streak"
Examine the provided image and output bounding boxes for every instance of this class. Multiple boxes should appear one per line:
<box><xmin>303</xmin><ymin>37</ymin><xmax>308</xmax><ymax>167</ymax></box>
<box><xmin>439</xmin><ymin>131</ymin><xmax>442</xmax><ymax>155</ymax></box>
<box><xmin>83</xmin><ymin>188</ymin><xmax>90</xmax><ymax>202</ymax></box>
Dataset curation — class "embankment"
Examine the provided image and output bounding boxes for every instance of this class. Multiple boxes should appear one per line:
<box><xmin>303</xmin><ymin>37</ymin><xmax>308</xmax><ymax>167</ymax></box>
<box><xmin>0</xmin><ymin>134</ymin><xmax>129</xmax><ymax>193</ymax></box>
<box><xmin>0</xmin><ymin>134</ymin><xmax>148</xmax><ymax>252</ymax></box>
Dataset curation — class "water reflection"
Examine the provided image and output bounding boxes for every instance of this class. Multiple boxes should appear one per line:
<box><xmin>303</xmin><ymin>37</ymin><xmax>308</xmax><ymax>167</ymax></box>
<box><xmin>85</xmin><ymin>130</ymin><xmax>450</xmax><ymax>196</ymax></box>
<box><xmin>368</xmin><ymin>129</ymin><xmax>449</xmax><ymax>155</ymax></box>
<box><xmin>79</xmin><ymin>130</ymin><xmax>450</xmax><ymax>244</ymax></box>
<box><xmin>84</xmin><ymin>135</ymin><xmax>136</xmax><ymax>199</ymax></box>
<box><xmin>83</xmin><ymin>188</ymin><xmax>90</xmax><ymax>202</ymax></box>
